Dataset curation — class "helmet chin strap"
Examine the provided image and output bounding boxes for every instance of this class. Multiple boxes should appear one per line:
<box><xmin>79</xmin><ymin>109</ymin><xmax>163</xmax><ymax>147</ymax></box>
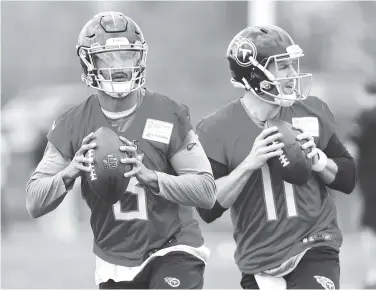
<box><xmin>239</xmin><ymin>77</ymin><xmax>297</xmax><ymax>107</ymax></box>
<box><xmin>273</xmin><ymin>82</ymin><xmax>298</xmax><ymax>107</ymax></box>
<box><xmin>97</xmin><ymin>74</ymin><xmax>133</xmax><ymax>98</ymax></box>
<box><xmin>274</xmin><ymin>92</ymin><xmax>297</xmax><ymax>107</ymax></box>
<box><xmin>253</xmin><ymin>90</ymin><xmax>296</xmax><ymax>107</ymax></box>
<box><xmin>260</xmin><ymin>78</ymin><xmax>298</xmax><ymax>107</ymax></box>
<box><xmin>106</xmin><ymin>91</ymin><xmax>131</xmax><ymax>99</ymax></box>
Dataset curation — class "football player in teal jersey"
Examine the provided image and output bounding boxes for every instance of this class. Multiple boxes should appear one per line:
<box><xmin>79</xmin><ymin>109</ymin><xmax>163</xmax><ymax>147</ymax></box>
<box><xmin>196</xmin><ymin>25</ymin><xmax>357</xmax><ymax>289</ymax></box>
<box><xmin>26</xmin><ymin>12</ymin><xmax>216</xmax><ymax>289</ymax></box>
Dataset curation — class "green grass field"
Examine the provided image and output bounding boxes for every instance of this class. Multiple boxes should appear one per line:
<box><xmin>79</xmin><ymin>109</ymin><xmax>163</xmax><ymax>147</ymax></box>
<box><xmin>1</xmin><ymin>220</ymin><xmax>364</xmax><ymax>289</ymax></box>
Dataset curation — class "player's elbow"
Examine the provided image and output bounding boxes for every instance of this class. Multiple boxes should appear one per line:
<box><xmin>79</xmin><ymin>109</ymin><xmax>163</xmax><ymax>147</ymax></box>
<box><xmin>343</xmin><ymin>186</ymin><xmax>355</xmax><ymax>195</ymax></box>
<box><xmin>200</xmin><ymin>196</ymin><xmax>216</xmax><ymax>210</ymax></box>
<box><xmin>200</xmin><ymin>215</ymin><xmax>217</xmax><ymax>224</ymax></box>
<box><xmin>348</xmin><ymin>163</ymin><xmax>358</xmax><ymax>194</ymax></box>
<box><xmin>329</xmin><ymin>158</ymin><xmax>358</xmax><ymax>194</ymax></box>
<box><xmin>342</xmin><ymin>173</ymin><xmax>357</xmax><ymax>194</ymax></box>
<box><xmin>198</xmin><ymin>173</ymin><xmax>216</xmax><ymax>209</ymax></box>
<box><xmin>26</xmin><ymin>197</ymin><xmax>42</xmax><ymax>219</ymax></box>
<box><xmin>196</xmin><ymin>207</ymin><xmax>218</xmax><ymax>223</ymax></box>
<box><xmin>26</xmin><ymin>180</ymin><xmax>44</xmax><ymax>219</ymax></box>
<box><xmin>26</xmin><ymin>188</ymin><xmax>39</xmax><ymax>219</ymax></box>
<box><xmin>200</xmin><ymin>191</ymin><xmax>216</xmax><ymax>210</ymax></box>
<box><xmin>26</xmin><ymin>203</ymin><xmax>42</xmax><ymax>219</ymax></box>
<box><xmin>343</xmin><ymin>170</ymin><xmax>357</xmax><ymax>194</ymax></box>
<box><xmin>328</xmin><ymin>179</ymin><xmax>356</xmax><ymax>195</ymax></box>
<box><xmin>345</xmin><ymin>158</ymin><xmax>358</xmax><ymax>194</ymax></box>
<box><xmin>196</xmin><ymin>200</ymin><xmax>226</xmax><ymax>223</ymax></box>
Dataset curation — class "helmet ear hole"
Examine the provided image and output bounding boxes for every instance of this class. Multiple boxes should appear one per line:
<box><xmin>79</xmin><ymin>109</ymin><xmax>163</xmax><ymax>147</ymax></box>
<box><xmin>79</xmin><ymin>59</ymin><xmax>88</xmax><ymax>76</ymax></box>
<box><xmin>78</xmin><ymin>49</ymin><xmax>93</xmax><ymax>77</ymax></box>
<box><xmin>79</xmin><ymin>58</ymin><xmax>98</xmax><ymax>87</ymax></box>
<box><xmin>261</xmin><ymin>81</ymin><xmax>271</xmax><ymax>90</ymax></box>
<box><xmin>79</xmin><ymin>47</ymin><xmax>86</xmax><ymax>57</ymax></box>
<box><xmin>250</xmin><ymin>72</ymin><xmax>257</xmax><ymax>79</ymax></box>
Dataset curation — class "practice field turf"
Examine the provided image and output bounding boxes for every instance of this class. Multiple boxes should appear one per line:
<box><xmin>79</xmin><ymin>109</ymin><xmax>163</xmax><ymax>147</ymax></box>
<box><xmin>1</xmin><ymin>222</ymin><xmax>364</xmax><ymax>289</ymax></box>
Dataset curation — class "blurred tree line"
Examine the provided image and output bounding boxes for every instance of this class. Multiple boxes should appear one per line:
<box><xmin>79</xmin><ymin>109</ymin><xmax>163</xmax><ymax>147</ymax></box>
<box><xmin>2</xmin><ymin>1</ymin><xmax>376</xmax><ymax>118</ymax></box>
<box><xmin>279</xmin><ymin>1</ymin><xmax>376</xmax><ymax>77</ymax></box>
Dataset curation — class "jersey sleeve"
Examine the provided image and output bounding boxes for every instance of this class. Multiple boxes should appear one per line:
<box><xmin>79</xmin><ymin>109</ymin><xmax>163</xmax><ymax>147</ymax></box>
<box><xmin>169</xmin><ymin>130</ymin><xmax>213</xmax><ymax>175</ymax></box>
<box><xmin>167</xmin><ymin>103</ymin><xmax>193</xmax><ymax>158</ymax></box>
<box><xmin>46</xmin><ymin>108</ymin><xmax>76</xmax><ymax>160</ymax></box>
<box><xmin>208</xmin><ymin>157</ymin><xmax>229</xmax><ymax>180</ymax></box>
<box><xmin>313</xmin><ymin>97</ymin><xmax>337</xmax><ymax>151</ymax></box>
<box><xmin>196</xmin><ymin>118</ymin><xmax>228</xmax><ymax>168</ymax></box>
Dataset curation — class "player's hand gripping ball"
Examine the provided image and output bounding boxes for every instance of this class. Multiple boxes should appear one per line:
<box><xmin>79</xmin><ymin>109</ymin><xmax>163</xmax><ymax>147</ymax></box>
<box><xmin>264</xmin><ymin>119</ymin><xmax>312</xmax><ymax>185</ymax></box>
<box><xmin>84</xmin><ymin>127</ymin><xmax>132</xmax><ymax>204</ymax></box>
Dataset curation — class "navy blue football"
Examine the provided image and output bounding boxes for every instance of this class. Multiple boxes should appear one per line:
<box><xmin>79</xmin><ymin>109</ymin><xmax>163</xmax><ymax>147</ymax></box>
<box><xmin>85</xmin><ymin>127</ymin><xmax>132</xmax><ymax>204</ymax></box>
<box><xmin>265</xmin><ymin>119</ymin><xmax>312</xmax><ymax>185</ymax></box>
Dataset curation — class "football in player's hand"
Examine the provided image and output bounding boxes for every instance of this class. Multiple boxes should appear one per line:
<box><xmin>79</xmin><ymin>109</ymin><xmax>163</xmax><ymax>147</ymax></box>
<box><xmin>84</xmin><ymin>127</ymin><xmax>132</xmax><ymax>204</ymax></box>
<box><xmin>265</xmin><ymin>119</ymin><xmax>312</xmax><ymax>185</ymax></box>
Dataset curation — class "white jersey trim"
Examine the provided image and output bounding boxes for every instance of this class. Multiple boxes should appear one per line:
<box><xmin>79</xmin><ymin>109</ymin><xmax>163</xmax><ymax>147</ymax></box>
<box><xmin>95</xmin><ymin>244</ymin><xmax>210</xmax><ymax>285</ymax></box>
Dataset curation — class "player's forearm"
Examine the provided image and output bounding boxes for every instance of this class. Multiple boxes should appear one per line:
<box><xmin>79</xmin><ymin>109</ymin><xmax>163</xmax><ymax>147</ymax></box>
<box><xmin>153</xmin><ymin>172</ymin><xmax>216</xmax><ymax>209</ymax></box>
<box><xmin>26</xmin><ymin>172</ymin><xmax>68</xmax><ymax>218</ymax></box>
<box><xmin>315</xmin><ymin>158</ymin><xmax>338</xmax><ymax>185</ymax></box>
<box><xmin>324</xmin><ymin>157</ymin><xmax>357</xmax><ymax>194</ymax></box>
<box><xmin>216</xmin><ymin>161</ymin><xmax>254</xmax><ymax>208</ymax></box>
<box><xmin>196</xmin><ymin>162</ymin><xmax>253</xmax><ymax>223</ymax></box>
<box><xmin>61</xmin><ymin>169</ymin><xmax>77</xmax><ymax>189</ymax></box>
<box><xmin>314</xmin><ymin>140</ymin><xmax>357</xmax><ymax>194</ymax></box>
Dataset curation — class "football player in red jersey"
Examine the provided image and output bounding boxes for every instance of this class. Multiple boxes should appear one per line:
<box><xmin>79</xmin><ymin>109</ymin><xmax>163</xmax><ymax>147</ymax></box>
<box><xmin>196</xmin><ymin>25</ymin><xmax>357</xmax><ymax>289</ymax></box>
<box><xmin>26</xmin><ymin>12</ymin><xmax>216</xmax><ymax>289</ymax></box>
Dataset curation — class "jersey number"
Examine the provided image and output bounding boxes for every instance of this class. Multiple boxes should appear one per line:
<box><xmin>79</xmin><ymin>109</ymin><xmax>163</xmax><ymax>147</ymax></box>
<box><xmin>113</xmin><ymin>177</ymin><xmax>148</xmax><ymax>221</ymax></box>
<box><xmin>261</xmin><ymin>164</ymin><xmax>298</xmax><ymax>221</ymax></box>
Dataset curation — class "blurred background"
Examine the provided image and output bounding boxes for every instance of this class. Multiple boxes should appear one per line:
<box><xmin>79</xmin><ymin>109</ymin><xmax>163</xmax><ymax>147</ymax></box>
<box><xmin>2</xmin><ymin>0</ymin><xmax>376</xmax><ymax>289</ymax></box>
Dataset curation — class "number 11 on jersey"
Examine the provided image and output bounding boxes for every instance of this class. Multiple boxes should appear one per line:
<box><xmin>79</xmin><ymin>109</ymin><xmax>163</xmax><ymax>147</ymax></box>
<box><xmin>261</xmin><ymin>164</ymin><xmax>298</xmax><ymax>221</ymax></box>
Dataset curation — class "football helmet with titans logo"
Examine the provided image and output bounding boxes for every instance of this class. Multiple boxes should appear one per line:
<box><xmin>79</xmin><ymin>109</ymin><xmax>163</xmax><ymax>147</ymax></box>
<box><xmin>226</xmin><ymin>25</ymin><xmax>312</xmax><ymax>107</ymax></box>
<box><xmin>76</xmin><ymin>12</ymin><xmax>148</xmax><ymax>98</ymax></box>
